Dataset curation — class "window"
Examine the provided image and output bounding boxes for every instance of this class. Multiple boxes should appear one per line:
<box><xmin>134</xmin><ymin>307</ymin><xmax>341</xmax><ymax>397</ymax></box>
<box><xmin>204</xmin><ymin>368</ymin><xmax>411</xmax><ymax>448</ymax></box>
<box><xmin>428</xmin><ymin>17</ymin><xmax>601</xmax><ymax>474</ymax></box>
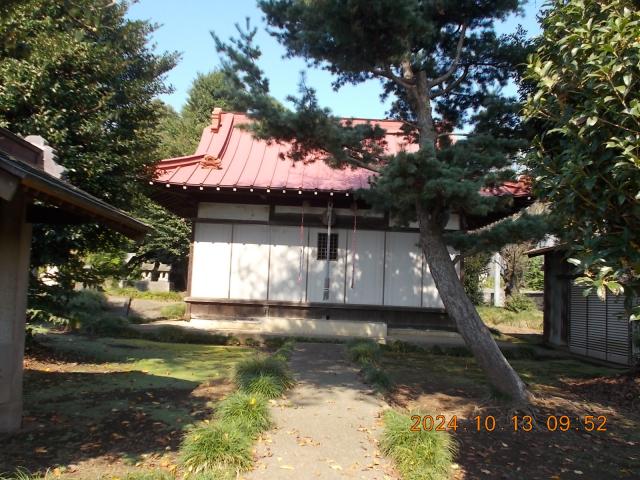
<box><xmin>317</xmin><ymin>233</ymin><xmax>338</xmax><ymax>261</ymax></box>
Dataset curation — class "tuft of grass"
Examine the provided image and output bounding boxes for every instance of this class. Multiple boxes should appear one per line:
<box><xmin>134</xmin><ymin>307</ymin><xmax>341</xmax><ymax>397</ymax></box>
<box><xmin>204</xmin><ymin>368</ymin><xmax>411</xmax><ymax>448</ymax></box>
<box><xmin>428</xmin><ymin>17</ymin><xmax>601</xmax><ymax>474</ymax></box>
<box><xmin>362</xmin><ymin>363</ymin><xmax>392</xmax><ymax>391</ymax></box>
<box><xmin>242</xmin><ymin>373</ymin><xmax>292</xmax><ymax>399</ymax></box>
<box><xmin>215</xmin><ymin>392</ymin><xmax>271</xmax><ymax>435</ymax></box>
<box><xmin>263</xmin><ymin>336</ymin><xmax>288</xmax><ymax>350</ymax></box>
<box><xmin>123</xmin><ymin>471</ymin><xmax>175</xmax><ymax>480</ymax></box>
<box><xmin>0</xmin><ymin>469</ymin><xmax>45</xmax><ymax>480</ymax></box>
<box><xmin>159</xmin><ymin>303</ymin><xmax>186</xmax><ymax>319</ymax></box>
<box><xmin>346</xmin><ymin>339</ymin><xmax>381</xmax><ymax>365</ymax></box>
<box><xmin>180</xmin><ymin>421</ymin><xmax>253</xmax><ymax>475</ymax></box>
<box><xmin>272</xmin><ymin>339</ymin><xmax>296</xmax><ymax>362</ymax></box>
<box><xmin>381</xmin><ymin>410</ymin><xmax>456</xmax><ymax>480</ymax></box>
<box><xmin>235</xmin><ymin>356</ymin><xmax>294</xmax><ymax>392</ymax></box>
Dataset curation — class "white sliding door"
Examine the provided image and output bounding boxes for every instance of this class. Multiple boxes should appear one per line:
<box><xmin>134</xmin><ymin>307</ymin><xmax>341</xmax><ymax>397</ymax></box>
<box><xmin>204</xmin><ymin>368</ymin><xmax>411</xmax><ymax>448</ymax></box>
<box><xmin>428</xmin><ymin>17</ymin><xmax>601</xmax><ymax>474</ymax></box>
<box><xmin>268</xmin><ymin>226</ymin><xmax>307</xmax><ymax>302</ymax></box>
<box><xmin>191</xmin><ymin>223</ymin><xmax>232</xmax><ymax>298</ymax></box>
<box><xmin>229</xmin><ymin>225</ymin><xmax>270</xmax><ymax>300</ymax></box>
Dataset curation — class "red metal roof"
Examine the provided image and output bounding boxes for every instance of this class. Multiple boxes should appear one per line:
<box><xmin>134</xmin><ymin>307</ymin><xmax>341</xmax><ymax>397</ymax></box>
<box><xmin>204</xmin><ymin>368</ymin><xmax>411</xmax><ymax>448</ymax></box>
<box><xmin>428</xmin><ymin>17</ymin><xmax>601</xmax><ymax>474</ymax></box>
<box><xmin>154</xmin><ymin>112</ymin><xmax>416</xmax><ymax>192</ymax></box>
<box><xmin>153</xmin><ymin>111</ymin><xmax>531</xmax><ymax>197</ymax></box>
<box><xmin>481</xmin><ymin>178</ymin><xmax>532</xmax><ymax>198</ymax></box>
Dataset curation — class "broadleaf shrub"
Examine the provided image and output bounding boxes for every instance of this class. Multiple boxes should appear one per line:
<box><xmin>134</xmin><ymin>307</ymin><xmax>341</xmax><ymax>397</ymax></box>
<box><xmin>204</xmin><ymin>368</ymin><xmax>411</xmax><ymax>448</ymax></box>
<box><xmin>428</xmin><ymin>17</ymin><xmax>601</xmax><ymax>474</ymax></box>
<box><xmin>504</xmin><ymin>293</ymin><xmax>537</xmax><ymax>313</ymax></box>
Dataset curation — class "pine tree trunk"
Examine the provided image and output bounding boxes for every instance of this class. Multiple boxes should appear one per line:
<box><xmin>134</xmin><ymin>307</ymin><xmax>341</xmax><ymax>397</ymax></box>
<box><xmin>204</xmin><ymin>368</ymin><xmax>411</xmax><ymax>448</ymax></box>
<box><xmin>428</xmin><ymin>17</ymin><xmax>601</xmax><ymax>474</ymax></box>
<box><xmin>417</xmin><ymin>205</ymin><xmax>532</xmax><ymax>404</ymax></box>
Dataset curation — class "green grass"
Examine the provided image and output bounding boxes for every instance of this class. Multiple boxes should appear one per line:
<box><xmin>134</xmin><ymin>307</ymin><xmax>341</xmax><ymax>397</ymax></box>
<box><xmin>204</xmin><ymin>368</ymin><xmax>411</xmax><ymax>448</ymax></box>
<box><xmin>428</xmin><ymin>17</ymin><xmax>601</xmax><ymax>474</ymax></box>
<box><xmin>106</xmin><ymin>287</ymin><xmax>185</xmax><ymax>302</ymax></box>
<box><xmin>381</xmin><ymin>349</ymin><xmax>622</xmax><ymax>392</ymax></box>
<box><xmin>478</xmin><ymin>305</ymin><xmax>543</xmax><ymax>330</ymax></box>
<box><xmin>215</xmin><ymin>392</ymin><xmax>272</xmax><ymax>435</ymax></box>
<box><xmin>159</xmin><ymin>303</ymin><xmax>186</xmax><ymax>319</ymax></box>
<box><xmin>180</xmin><ymin>421</ymin><xmax>253</xmax><ymax>476</ymax></box>
<box><xmin>380</xmin><ymin>410</ymin><xmax>456</xmax><ymax>480</ymax></box>
<box><xmin>26</xmin><ymin>333</ymin><xmax>253</xmax><ymax>421</ymax></box>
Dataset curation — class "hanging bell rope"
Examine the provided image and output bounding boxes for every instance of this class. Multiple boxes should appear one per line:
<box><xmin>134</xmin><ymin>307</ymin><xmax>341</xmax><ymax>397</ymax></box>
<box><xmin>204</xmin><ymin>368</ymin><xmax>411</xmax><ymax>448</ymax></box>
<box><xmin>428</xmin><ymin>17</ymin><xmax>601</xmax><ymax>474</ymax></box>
<box><xmin>298</xmin><ymin>201</ymin><xmax>305</xmax><ymax>283</ymax></box>
<box><xmin>350</xmin><ymin>202</ymin><xmax>358</xmax><ymax>289</ymax></box>
<box><xmin>322</xmin><ymin>201</ymin><xmax>333</xmax><ymax>301</ymax></box>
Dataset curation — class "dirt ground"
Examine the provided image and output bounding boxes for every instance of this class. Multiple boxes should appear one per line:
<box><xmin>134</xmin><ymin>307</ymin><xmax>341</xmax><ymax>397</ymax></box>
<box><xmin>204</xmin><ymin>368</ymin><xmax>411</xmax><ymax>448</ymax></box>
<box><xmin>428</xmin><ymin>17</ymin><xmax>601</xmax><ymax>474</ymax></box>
<box><xmin>383</xmin><ymin>351</ymin><xmax>640</xmax><ymax>480</ymax></box>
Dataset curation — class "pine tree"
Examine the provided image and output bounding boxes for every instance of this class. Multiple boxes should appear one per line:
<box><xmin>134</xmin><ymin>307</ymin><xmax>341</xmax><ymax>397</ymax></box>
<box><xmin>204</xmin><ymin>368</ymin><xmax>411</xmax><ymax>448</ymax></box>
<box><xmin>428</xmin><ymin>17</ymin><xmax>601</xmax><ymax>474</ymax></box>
<box><xmin>214</xmin><ymin>1</ymin><xmax>546</xmax><ymax>402</ymax></box>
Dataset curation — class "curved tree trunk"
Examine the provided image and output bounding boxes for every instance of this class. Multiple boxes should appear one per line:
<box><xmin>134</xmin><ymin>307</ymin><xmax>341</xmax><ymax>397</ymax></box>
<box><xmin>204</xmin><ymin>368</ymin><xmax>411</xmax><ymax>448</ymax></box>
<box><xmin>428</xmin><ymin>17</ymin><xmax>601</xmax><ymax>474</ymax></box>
<box><xmin>417</xmin><ymin>205</ymin><xmax>532</xmax><ymax>404</ymax></box>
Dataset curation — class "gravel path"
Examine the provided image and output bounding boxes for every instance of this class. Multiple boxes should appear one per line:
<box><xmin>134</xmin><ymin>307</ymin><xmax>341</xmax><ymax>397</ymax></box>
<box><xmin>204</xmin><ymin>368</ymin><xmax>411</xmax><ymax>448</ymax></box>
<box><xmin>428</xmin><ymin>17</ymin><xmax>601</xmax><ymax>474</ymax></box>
<box><xmin>246</xmin><ymin>343</ymin><xmax>397</xmax><ymax>480</ymax></box>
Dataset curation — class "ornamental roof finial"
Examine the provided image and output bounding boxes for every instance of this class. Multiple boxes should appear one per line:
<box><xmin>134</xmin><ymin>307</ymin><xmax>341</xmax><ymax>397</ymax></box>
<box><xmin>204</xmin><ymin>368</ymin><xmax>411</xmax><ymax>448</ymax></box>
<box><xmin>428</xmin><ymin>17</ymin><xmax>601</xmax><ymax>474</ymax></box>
<box><xmin>210</xmin><ymin>107</ymin><xmax>222</xmax><ymax>132</ymax></box>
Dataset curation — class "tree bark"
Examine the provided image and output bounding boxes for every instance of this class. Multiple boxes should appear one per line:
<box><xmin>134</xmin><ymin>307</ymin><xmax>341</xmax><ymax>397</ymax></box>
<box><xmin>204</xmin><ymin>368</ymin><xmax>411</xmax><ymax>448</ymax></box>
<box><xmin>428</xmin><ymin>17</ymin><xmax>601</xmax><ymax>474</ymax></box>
<box><xmin>395</xmin><ymin>51</ymin><xmax>531</xmax><ymax>403</ymax></box>
<box><xmin>417</xmin><ymin>206</ymin><xmax>532</xmax><ymax>404</ymax></box>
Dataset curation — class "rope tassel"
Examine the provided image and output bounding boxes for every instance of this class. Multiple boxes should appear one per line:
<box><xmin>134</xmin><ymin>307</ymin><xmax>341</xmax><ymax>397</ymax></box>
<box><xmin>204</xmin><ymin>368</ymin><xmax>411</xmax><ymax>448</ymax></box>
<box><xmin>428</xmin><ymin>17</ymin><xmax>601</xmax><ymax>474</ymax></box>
<box><xmin>350</xmin><ymin>203</ymin><xmax>357</xmax><ymax>289</ymax></box>
<box><xmin>322</xmin><ymin>201</ymin><xmax>333</xmax><ymax>301</ymax></box>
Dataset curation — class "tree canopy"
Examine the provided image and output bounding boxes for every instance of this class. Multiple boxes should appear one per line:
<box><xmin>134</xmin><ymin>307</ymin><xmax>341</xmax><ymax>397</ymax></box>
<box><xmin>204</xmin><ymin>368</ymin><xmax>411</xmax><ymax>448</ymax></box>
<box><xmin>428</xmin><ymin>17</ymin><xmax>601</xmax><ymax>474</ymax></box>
<box><xmin>525</xmin><ymin>0</ymin><xmax>640</xmax><ymax>311</ymax></box>
<box><xmin>157</xmin><ymin>70</ymin><xmax>246</xmax><ymax>159</ymax></box>
<box><xmin>214</xmin><ymin>0</ymin><xmax>543</xmax><ymax>402</ymax></box>
<box><xmin>0</xmin><ymin>0</ymin><xmax>177</xmax><ymax>274</ymax></box>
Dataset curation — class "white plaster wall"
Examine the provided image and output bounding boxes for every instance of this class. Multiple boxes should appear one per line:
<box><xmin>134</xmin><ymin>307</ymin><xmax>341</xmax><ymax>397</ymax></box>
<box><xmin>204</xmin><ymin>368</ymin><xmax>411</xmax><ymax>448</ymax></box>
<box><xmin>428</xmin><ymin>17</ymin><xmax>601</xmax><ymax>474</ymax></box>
<box><xmin>307</xmin><ymin>227</ymin><xmax>347</xmax><ymax>303</ymax></box>
<box><xmin>383</xmin><ymin>232</ymin><xmax>423</xmax><ymax>307</ymax></box>
<box><xmin>198</xmin><ymin>202</ymin><xmax>269</xmax><ymax>221</ymax></box>
<box><xmin>268</xmin><ymin>226</ymin><xmax>307</xmax><ymax>302</ymax></box>
<box><xmin>274</xmin><ymin>205</ymin><xmax>384</xmax><ymax>218</ymax></box>
<box><xmin>229</xmin><ymin>225</ymin><xmax>270</xmax><ymax>300</ymax></box>
<box><xmin>345</xmin><ymin>229</ymin><xmax>384</xmax><ymax>305</ymax></box>
<box><xmin>191</xmin><ymin>223</ymin><xmax>232</xmax><ymax>298</ymax></box>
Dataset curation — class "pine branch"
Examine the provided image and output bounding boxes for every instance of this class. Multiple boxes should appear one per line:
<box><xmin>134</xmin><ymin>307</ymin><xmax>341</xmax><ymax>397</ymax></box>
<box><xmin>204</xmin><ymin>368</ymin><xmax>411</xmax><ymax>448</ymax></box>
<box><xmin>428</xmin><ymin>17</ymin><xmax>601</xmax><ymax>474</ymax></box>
<box><xmin>427</xmin><ymin>24</ymin><xmax>468</xmax><ymax>88</ymax></box>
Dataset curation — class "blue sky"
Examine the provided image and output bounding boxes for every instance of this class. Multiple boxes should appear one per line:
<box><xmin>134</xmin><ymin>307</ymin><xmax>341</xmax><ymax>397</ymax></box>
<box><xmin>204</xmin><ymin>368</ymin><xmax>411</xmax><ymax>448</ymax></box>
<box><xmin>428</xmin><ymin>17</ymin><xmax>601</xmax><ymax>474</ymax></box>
<box><xmin>128</xmin><ymin>0</ymin><xmax>543</xmax><ymax>119</ymax></box>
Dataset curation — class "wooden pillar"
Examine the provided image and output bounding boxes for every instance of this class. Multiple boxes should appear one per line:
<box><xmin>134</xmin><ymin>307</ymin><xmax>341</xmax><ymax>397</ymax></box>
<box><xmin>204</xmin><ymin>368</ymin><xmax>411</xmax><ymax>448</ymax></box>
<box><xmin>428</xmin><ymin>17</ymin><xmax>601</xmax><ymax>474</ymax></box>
<box><xmin>0</xmin><ymin>190</ymin><xmax>32</xmax><ymax>432</ymax></box>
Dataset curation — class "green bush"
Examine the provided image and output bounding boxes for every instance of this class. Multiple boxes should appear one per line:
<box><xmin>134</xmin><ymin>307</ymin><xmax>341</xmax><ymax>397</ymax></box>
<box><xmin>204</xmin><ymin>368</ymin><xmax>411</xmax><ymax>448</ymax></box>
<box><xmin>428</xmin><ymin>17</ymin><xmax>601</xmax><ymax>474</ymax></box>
<box><xmin>380</xmin><ymin>410</ymin><xmax>456</xmax><ymax>480</ymax></box>
<box><xmin>462</xmin><ymin>252</ymin><xmax>491</xmax><ymax>305</ymax></box>
<box><xmin>346</xmin><ymin>339</ymin><xmax>381</xmax><ymax>365</ymax></box>
<box><xmin>215</xmin><ymin>392</ymin><xmax>271</xmax><ymax>435</ymax></box>
<box><xmin>524</xmin><ymin>256</ymin><xmax>545</xmax><ymax>290</ymax></box>
<box><xmin>504</xmin><ymin>293</ymin><xmax>537</xmax><ymax>313</ymax></box>
<box><xmin>180</xmin><ymin>421</ymin><xmax>252</xmax><ymax>475</ymax></box>
<box><xmin>67</xmin><ymin>289</ymin><xmax>108</xmax><ymax>314</ymax></box>
<box><xmin>79</xmin><ymin>314</ymin><xmax>135</xmax><ymax>337</ymax></box>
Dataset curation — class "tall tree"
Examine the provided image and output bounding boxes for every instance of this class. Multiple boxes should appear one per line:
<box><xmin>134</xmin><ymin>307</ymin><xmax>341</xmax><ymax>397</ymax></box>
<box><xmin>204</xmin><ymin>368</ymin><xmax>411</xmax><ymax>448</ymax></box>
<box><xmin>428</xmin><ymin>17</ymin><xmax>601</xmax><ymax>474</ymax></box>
<box><xmin>0</xmin><ymin>0</ymin><xmax>177</xmax><ymax>272</ymax></box>
<box><xmin>157</xmin><ymin>70</ymin><xmax>246</xmax><ymax>159</ymax></box>
<box><xmin>215</xmin><ymin>1</ymin><xmax>543</xmax><ymax>402</ymax></box>
<box><xmin>525</xmin><ymin>0</ymin><xmax>640</xmax><ymax>316</ymax></box>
